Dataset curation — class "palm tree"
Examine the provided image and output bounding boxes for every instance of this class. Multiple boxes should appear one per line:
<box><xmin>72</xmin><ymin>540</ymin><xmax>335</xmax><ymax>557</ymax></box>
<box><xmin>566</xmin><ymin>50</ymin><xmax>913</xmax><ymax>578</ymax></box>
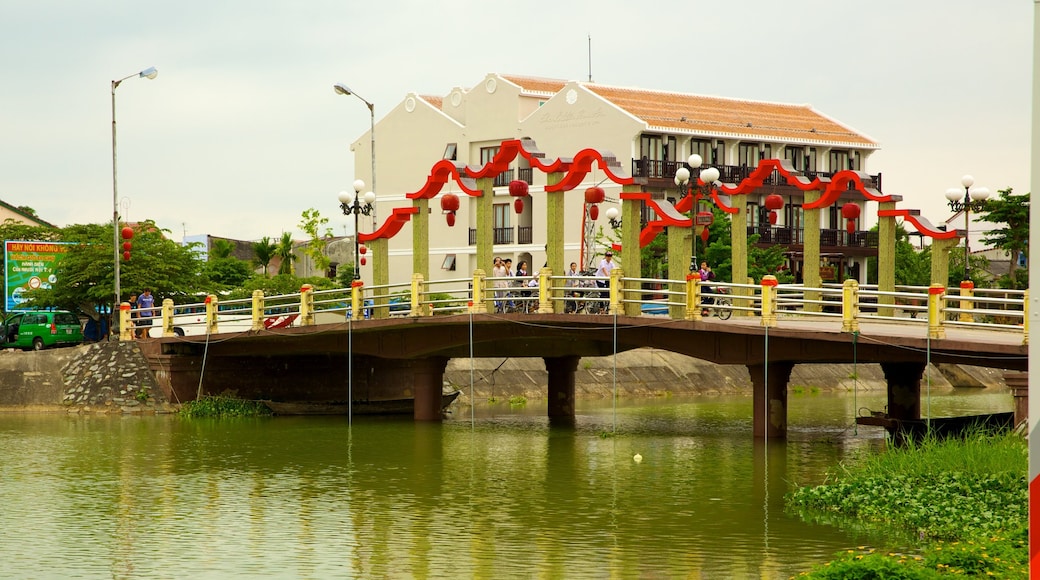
<box><xmin>276</xmin><ymin>232</ymin><xmax>296</xmax><ymax>276</ymax></box>
<box><xmin>252</xmin><ymin>236</ymin><xmax>278</xmax><ymax>277</ymax></box>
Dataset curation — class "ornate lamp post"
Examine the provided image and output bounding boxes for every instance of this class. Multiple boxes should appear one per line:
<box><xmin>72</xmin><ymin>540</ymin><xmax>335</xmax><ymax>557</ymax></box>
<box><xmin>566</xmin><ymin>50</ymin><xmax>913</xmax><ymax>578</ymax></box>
<box><xmin>674</xmin><ymin>154</ymin><xmax>720</xmax><ymax>272</ymax></box>
<box><xmin>333</xmin><ymin>83</ymin><xmax>376</xmax><ymax>223</ymax></box>
<box><xmin>111</xmin><ymin>66</ymin><xmax>157</xmax><ymax>323</ymax></box>
<box><xmin>944</xmin><ymin>175</ymin><xmax>990</xmax><ymax>281</ymax></box>
<box><xmin>339</xmin><ymin>180</ymin><xmax>376</xmax><ymax>280</ymax></box>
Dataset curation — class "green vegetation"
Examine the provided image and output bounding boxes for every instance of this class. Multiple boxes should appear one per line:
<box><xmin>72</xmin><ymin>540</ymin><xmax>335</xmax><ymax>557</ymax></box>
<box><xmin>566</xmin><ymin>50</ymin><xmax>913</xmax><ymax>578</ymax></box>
<box><xmin>508</xmin><ymin>395</ymin><xmax>527</xmax><ymax>407</ymax></box>
<box><xmin>179</xmin><ymin>395</ymin><xmax>273</xmax><ymax>418</ymax></box>
<box><xmin>788</xmin><ymin>431</ymin><xmax>1027</xmax><ymax>578</ymax></box>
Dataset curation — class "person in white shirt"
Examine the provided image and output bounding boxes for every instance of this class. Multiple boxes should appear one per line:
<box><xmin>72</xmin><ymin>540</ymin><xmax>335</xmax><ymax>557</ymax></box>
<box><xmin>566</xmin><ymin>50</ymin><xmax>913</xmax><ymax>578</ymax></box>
<box><xmin>595</xmin><ymin>251</ymin><xmax>615</xmax><ymax>288</ymax></box>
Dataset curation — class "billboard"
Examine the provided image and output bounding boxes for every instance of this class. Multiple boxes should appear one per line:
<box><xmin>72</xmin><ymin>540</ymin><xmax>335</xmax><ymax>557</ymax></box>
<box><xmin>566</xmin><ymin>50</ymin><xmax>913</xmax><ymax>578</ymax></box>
<box><xmin>4</xmin><ymin>240</ymin><xmax>72</xmax><ymax>312</ymax></box>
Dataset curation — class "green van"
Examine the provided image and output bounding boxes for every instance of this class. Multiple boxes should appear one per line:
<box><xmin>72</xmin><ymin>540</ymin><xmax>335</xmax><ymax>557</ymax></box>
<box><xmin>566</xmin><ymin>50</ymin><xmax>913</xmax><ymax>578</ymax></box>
<box><xmin>0</xmin><ymin>310</ymin><xmax>84</xmax><ymax>350</ymax></box>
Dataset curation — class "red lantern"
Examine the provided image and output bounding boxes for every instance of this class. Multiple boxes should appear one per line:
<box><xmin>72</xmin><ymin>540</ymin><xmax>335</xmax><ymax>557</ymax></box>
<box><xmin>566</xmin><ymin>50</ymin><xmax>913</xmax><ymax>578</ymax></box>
<box><xmin>446</xmin><ymin>213</ymin><xmax>456</xmax><ymax>227</ymax></box>
<box><xmin>700</xmin><ymin>228</ymin><xmax>709</xmax><ymax>242</ymax></box>
<box><xmin>122</xmin><ymin>242</ymin><xmax>132</xmax><ymax>251</ymax></box>
<box><xmin>584</xmin><ymin>186</ymin><xmax>605</xmax><ymax>205</ymax></box>
<box><xmin>123</xmin><ymin>251</ymin><xmax>131</xmax><ymax>261</ymax></box>
<box><xmin>514</xmin><ymin>198</ymin><xmax>524</xmax><ymax>214</ymax></box>
<box><xmin>440</xmin><ymin>193</ymin><xmax>460</xmax><ymax>213</ymax></box>
<box><xmin>121</xmin><ymin>226</ymin><xmax>134</xmax><ymax>240</ymax></box>
<box><xmin>589</xmin><ymin>205</ymin><xmax>599</xmax><ymax>220</ymax></box>
<box><xmin>359</xmin><ymin>245</ymin><xmax>367</xmax><ymax>255</ymax></box>
<box><xmin>769</xmin><ymin>211</ymin><xmax>778</xmax><ymax>225</ymax></box>
<box><xmin>764</xmin><ymin>194</ymin><xmax>784</xmax><ymax>211</ymax></box>
<box><xmin>360</xmin><ymin>257</ymin><xmax>367</xmax><ymax>266</ymax></box>
<box><xmin>840</xmin><ymin>202</ymin><xmax>861</xmax><ymax>220</ymax></box>
<box><xmin>847</xmin><ymin>220</ymin><xmax>856</xmax><ymax>234</ymax></box>
<box><xmin>508</xmin><ymin>180</ymin><xmax>529</xmax><ymax>197</ymax></box>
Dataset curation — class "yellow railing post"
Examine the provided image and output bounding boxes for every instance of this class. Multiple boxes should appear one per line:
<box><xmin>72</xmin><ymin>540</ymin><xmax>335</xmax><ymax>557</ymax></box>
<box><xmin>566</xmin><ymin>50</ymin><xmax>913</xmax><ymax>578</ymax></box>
<box><xmin>472</xmin><ymin>269</ymin><xmax>487</xmax><ymax>314</ymax></box>
<box><xmin>161</xmin><ymin>298</ymin><xmax>175</xmax><ymax>337</ymax></box>
<box><xmin>299</xmin><ymin>284</ymin><xmax>314</xmax><ymax>326</ymax></box>
<box><xmin>928</xmin><ymin>283</ymin><xmax>946</xmax><ymax>340</ymax></box>
<box><xmin>119</xmin><ymin>302</ymin><xmax>132</xmax><ymax>341</ymax></box>
<box><xmin>251</xmin><ymin>290</ymin><xmax>265</xmax><ymax>331</ymax></box>
<box><xmin>608</xmin><ymin>268</ymin><xmax>623</xmax><ymax>315</ymax></box>
<box><xmin>958</xmin><ymin>280</ymin><xmax>974</xmax><ymax>322</ymax></box>
<box><xmin>1023</xmin><ymin>289</ymin><xmax>1029</xmax><ymax>345</ymax></box>
<box><xmin>405</xmin><ymin>274</ymin><xmax>422</xmax><ymax>318</ymax></box>
<box><xmin>841</xmin><ymin>279</ymin><xmax>859</xmax><ymax>333</ymax></box>
<box><xmin>349</xmin><ymin>281</ymin><xmax>363</xmax><ymax>321</ymax></box>
<box><xmin>685</xmin><ymin>273</ymin><xmax>702</xmax><ymax>321</ymax></box>
<box><xmin>538</xmin><ymin>268</ymin><xmax>553</xmax><ymax>313</ymax></box>
<box><xmin>205</xmin><ymin>294</ymin><xmax>218</xmax><ymax>335</ymax></box>
<box><xmin>761</xmin><ymin>275</ymin><xmax>778</xmax><ymax>327</ymax></box>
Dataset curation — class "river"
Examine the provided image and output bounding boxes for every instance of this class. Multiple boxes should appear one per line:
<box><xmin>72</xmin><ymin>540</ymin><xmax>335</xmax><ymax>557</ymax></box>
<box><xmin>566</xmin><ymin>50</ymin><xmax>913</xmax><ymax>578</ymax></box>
<box><xmin>0</xmin><ymin>388</ymin><xmax>1012</xmax><ymax>579</ymax></box>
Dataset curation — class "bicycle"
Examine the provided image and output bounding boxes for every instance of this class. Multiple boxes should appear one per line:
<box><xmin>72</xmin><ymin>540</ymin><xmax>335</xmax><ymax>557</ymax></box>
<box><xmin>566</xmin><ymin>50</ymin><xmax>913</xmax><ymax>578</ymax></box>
<box><xmin>701</xmin><ymin>287</ymin><xmax>732</xmax><ymax>320</ymax></box>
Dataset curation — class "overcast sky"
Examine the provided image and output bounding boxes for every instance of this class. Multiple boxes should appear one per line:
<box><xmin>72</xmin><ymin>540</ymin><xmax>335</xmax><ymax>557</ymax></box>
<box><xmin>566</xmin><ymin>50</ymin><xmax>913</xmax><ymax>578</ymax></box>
<box><xmin>0</xmin><ymin>1</ymin><xmax>1032</xmax><ymax>243</ymax></box>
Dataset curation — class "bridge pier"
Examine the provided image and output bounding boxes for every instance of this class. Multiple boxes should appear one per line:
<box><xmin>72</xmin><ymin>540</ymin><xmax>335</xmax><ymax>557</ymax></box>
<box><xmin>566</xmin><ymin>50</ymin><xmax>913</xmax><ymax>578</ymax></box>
<box><xmin>544</xmin><ymin>356</ymin><xmax>579</xmax><ymax>425</ymax></box>
<box><xmin>880</xmin><ymin>361</ymin><xmax>925</xmax><ymax>445</ymax></box>
<box><xmin>748</xmin><ymin>361</ymin><xmax>794</xmax><ymax>439</ymax></box>
<box><xmin>406</xmin><ymin>357</ymin><xmax>450</xmax><ymax>421</ymax></box>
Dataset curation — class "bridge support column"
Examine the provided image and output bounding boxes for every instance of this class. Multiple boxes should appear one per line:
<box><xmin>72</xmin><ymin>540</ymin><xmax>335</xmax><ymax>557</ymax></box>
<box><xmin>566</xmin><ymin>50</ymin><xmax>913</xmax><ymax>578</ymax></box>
<box><xmin>748</xmin><ymin>361</ymin><xmax>794</xmax><ymax>439</ymax></box>
<box><xmin>544</xmin><ymin>355</ymin><xmax>579</xmax><ymax>424</ymax></box>
<box><xmin>412</xmin><ymin>357</ymin><xmax>450</xmax><ymax>421</ymax></box>
<box><xmin>881</xmin><ymin>361</ymin><xmax>925</xmax><ymax>444</ymax></box>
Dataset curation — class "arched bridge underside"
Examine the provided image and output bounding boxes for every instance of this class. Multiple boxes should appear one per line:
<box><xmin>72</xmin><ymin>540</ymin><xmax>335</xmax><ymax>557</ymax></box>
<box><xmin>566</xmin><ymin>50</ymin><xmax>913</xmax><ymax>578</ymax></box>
<box><xmin>142</xmin><ymin>314</ymin><xmax>1027</xmax><ymax>438</ymax></box>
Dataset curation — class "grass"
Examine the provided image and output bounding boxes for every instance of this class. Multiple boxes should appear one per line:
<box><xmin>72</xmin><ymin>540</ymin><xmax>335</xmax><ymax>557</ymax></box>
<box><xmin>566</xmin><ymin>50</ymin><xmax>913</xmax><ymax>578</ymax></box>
<box><xmin>179</xmin><ymin>394</ymin><xmax>273</xmax><ymax>418</ymax></box>
<box><xmin>787</xmin><ymin>431</ymin><xmax>1028</xmax><ymax>578</ymax></box>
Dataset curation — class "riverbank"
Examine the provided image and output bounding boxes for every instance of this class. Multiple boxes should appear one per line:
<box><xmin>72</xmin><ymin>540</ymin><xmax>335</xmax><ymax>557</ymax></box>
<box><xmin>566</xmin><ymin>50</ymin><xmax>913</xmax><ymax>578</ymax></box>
<box><xmin>0</xmin><ymin>342</ymin><xmax>1010</xmax><ymax>413</ymax></box>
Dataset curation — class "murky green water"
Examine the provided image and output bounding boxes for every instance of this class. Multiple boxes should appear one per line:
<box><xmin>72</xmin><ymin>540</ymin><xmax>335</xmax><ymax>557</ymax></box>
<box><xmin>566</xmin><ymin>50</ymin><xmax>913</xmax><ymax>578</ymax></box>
<box><xmin>0</xmin><ymin>389</ymin><xmax>1012</xmax><ymax>579</ymax></box>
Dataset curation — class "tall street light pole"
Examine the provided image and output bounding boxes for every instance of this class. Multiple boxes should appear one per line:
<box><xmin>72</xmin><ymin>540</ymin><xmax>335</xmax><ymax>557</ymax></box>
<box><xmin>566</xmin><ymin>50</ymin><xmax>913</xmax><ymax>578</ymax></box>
<box><xmin>333</xmin><ymin>83</ymin><xmax>376</xmax><ymax>224</ymax></box>
<box><xmin>338</xmin><ymin>180</ymin><xmax>376</xmax><ymax>280</ymax></box>
<box><xmin>111</xmin><ymin>66</ymin><xmax>157</xmax><ymax>330</ymax></box>
<box><xmin>674</xmin><ymin>154</ymin><xmax>720</xmax><ymax>273</ymax></box>
<box><xmin>944</xmin><ymin>174</ymin><xmax>990</xmax><ymax>282</ymax></box>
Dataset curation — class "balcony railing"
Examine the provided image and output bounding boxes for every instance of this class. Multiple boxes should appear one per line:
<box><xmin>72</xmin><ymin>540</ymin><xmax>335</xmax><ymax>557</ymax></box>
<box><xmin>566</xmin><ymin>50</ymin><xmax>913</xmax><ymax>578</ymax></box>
<box><xmin>749</xmin><ymin>226</ymin><xmax>879</xmax><ymax>248</ymax></box>
<box><xmin>493</xmin><ymin>169</ymin><xmax>514</xmax><ymax>188</ymax></box>
<box><xmin>632</xmin><ymin>160</ymin><xmax>882</xmax><ymax>191</ymax></box>
<box><xmin>468</xmin><ymin>227</ymin><xmax>517</xmax><ymax>245</ymax></box>
<box><xmin>518</xmin><ymin>226</ymin><xmax>532</xmax><ymax>245</ymax></box>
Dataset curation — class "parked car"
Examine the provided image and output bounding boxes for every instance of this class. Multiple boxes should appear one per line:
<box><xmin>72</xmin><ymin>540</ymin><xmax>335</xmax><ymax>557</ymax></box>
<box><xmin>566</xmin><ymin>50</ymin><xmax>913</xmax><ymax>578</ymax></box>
<box><xmin>0</xmin><ymin>310</ymin><xmax>84</xmax><ymax>350</ymax></box>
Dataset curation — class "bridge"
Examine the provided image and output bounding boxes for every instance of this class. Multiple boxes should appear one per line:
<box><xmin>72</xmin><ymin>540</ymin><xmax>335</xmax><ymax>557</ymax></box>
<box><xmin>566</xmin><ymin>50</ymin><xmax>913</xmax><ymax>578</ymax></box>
<box><xmin>131</xmin><ymin>272</ymin><xmax>1027</xmax><ymax>439</ymax></box>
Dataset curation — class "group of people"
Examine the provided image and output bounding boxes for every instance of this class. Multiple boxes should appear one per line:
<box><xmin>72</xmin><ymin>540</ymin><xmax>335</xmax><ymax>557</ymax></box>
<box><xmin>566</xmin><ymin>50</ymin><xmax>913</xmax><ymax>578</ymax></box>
<box><xmin>126</xmin><ymin>288</ymin><xmax>155</xmax><ymax>339</ymax></box>
<box><xmin>492</xmin><ymin>257</ymin><xmax>538</xmax><ymax>312</ymax></box>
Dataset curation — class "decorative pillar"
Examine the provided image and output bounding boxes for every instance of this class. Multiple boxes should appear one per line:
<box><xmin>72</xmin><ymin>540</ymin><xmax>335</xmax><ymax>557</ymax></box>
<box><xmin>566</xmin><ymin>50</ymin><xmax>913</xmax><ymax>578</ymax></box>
<box><xmin>162</xmin><ymin>298</ymin><xmax>176</xmax><ymax>337</ymax></box>
<box><xmin>412</xmin><ymin>357</ymin><xmax>450</xmax><ymax>421</ymax></box>
<box><xmin>748</xmin><ymin>360</ymin><xmax>794</xmax><ymax>439</ymax></box>
<box><xmin>930</xmin><ymin>237</ymin><xmax>960</xmax><ymax>291</ymax></box>
<box><xmin>205</xmin><ymin>294</ymin><xmax>218</xmax><ymax>334</ymax></box>
<box><xmin>730</xmin><ymin>197</ymin><xmax>748</xmax><ymax>316</ymax></box>
<box><xmin>928</xmin><ymin>283</ymin><xmax>946</xmax><ymax>340</ymax></box>
<box><xmin>668</xmin><ymin>225</ymin><xmax>691</xmax><ymax>319</ymax></box>
<box><xmin>841</xmin><ymin>279</ymin><xmax>860</xmax><ymax>333</ymax></box>
<box><xmin>475</xmin><ymin>177</ymin><xmax>495</xmax><ymax>313</ymax></box>
<box><xmin>545</xmin><ymin>172</ymin><xmax>566</xmax><ymax>313</ymax></box>
<box><xmin>370</xmin><ymin>237</ymin><xmax>389</xmax><ymax>319</ymax></box>
<box><xmin>620</xmin><ymin>184</ymin><xmax>643</xmax><ymax>317</ymax></box>
<box><xmin>412</xmin><ymin>197</ymin><xmax>430</xmax><ymax>280</ymax></box>
<box><xmin>544</xmin><ymin>355</ymin><xmax>579</xmax><ymax>424</ymax></box>
<box><xmin>877</xmin><ymin>201</ymin><xmax>897</xmax><ymax>317</ymax></box>
<box><xmin>802</xmin><ymin>190</ymin><xmax>822</xmax><ymax>312</ymax></box>
<box><xmin>760</xmin><ymin>275</ymin><xmax>778</xmax><ymax>327</ymax></box>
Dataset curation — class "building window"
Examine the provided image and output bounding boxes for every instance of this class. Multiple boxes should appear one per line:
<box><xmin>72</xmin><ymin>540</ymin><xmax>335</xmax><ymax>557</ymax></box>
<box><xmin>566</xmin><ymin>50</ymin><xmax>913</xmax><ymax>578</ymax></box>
<box><xmin>442</xmin><ymin>254</ymin><xmax>456</xmax><ymax>271</ymax></box>
<box><xmin>737</xmin><ymin>143</ymin><xmax>759</xmax><ymax>167</ymax></box>
<box><xmin>443</xmin><ymin>143</ymin><xmax>457</xmax><ymax>160</ymax></box>
<box><xmin>829</xmin><ymin>150</ymin><xmax>850</xmax><ymax>173</ymax></box>
<box><xmin>691</xmin><ymin>139</ymin><xmax>712</xmax><ymax>163</ymax></box>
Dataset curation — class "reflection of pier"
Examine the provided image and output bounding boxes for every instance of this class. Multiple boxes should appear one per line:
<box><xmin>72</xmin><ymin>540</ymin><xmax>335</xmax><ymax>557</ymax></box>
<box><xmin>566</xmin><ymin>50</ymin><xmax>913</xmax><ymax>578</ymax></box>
<box><xmin>139</xmin><ymin>312</ymin><xmax>1026</xmax><ymax>440</ymax></box>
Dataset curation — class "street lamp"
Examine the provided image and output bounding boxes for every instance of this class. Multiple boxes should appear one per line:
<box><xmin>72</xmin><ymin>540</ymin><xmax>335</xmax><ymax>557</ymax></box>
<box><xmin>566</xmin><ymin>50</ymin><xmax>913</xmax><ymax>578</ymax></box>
<box><xmin>333</xmin><ymin>83</ymin><xmax>376</xmax><ymax>224</ymax></box>
<box><xmin>338</xmin><ymin>180</ymin><xmax>376</xmax><ymax>280</ymax></box>
<box><xmin>674</xmin><ymin>154</ymin><xmax>720</xmax><ymax>273</ymax></box>
<box><xmin>604</xmin><ymin>206</ymin><xmax>622</xmax><ymax>229</ymax></box>
<box><xmin>111</xmin><ymin>66</ymin><xmax>158</xmax><ymax>323</ymax></box>
<box><xmin>944</xmin><ymin>175</ymin><xmax>990</xmax><ymax>281</ymax></box>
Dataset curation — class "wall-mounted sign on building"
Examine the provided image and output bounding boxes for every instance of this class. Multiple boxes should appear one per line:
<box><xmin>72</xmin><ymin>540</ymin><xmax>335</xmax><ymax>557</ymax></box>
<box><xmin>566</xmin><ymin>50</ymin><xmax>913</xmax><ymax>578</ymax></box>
<box><xmin>4</xmin><ymin>240</ymin><xmax>72</xmax><ymax>311</ymax></box>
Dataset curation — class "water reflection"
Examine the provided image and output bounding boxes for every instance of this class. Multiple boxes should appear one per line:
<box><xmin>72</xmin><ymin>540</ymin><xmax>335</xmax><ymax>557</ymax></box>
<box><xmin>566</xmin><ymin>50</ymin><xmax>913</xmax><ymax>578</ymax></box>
<box><xmin>0</xmin><ymin>389</ymin><xmax>1011</xmax><ymax>579</ymax></box>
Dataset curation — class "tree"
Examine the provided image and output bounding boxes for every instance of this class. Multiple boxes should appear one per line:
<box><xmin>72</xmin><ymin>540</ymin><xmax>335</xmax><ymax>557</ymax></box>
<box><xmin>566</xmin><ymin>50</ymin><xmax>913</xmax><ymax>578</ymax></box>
<box><xmin>276</xmin><ymin>232</ymin><xmax>296</xmax><ymax>276</ymax></box>
<box><xmin>298</xmin><ymin>208</ymin><xmax>333</xmax><ymax>276</ymax></box>
<box><xmin>24</xmin><ymin>220</ymin><xmax>204</xmax><ymax>318</ymax></box>
<box><xmin>977</xmin><ymin>188</ymin><xmax>1029</xmax><ymax>289</ymax></box>
<box><xmin>210</xmin><ymin>238</ymin><xmax>235</xmax><ymax>259</ymax></box>
<box><xmin>252</xmin><ymin>236</ymin><xmax>277</xmax><ymax>277</ymax></box>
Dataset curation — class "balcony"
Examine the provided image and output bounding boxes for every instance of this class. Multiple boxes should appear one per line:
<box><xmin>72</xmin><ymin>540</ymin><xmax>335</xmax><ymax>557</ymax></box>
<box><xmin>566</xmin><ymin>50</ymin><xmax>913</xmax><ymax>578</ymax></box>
<box><xmin>748</xmin><ymin>226</ymin><xmax>878</xmax><ymax>250</ymax></box>
<box><xmin>469</xmin><ymin>227</ymin><xmax>517</xmax><ymax>245</ymax></box>
<box><xmin>632</xmin><ymin>160</ymin><xmax>883</xmax><ymax>193</ymax></box>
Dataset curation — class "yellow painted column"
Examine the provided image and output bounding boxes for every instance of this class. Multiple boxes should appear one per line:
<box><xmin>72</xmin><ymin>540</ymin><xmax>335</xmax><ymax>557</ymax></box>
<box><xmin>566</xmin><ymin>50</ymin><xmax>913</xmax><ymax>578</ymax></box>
<box><xmin>760</xmin><ymin>275</ymin><xmax>778</xmax><ymax>327</ymax></box>
<box><xmin>730</xmin><ymin>198</ymin><xmax>748</xmax><ymax>316</ymax></box>
<box><xmin>205</xmin><ymin>294</ymin><xmax>218</xmax><ymax>335</ymax></box>
<box><xmin>475</xmin><ymin>177</ymin><xmax>495</xmax><ymax>313</ymax></box>
<box><xmin>685</xmin><ymin>274</ymin><xmax>702</xmax><ymax>321</ymax></box>
<box><xmin>958</xmin><ymin>281</ymin><xmax>975</xmax><ymax>323</ymax></box>
<box><xmin>668</xmin><ymin>224</ymin><xmax>691</xmax><ymax>319</ymax></box>
<box><xmin>1023</xmin><ymin>289</ymin><xmax>1029</xmax><ymax>346</ymax></box>
<box><xmin>538</xmin><ymin>267</ymin><xmax>553</xmax><ymax>313</ymax></box>
<box><xmin>349</xmin><ymin>281</ymin><xmax>363</xmax><ymax>321</ymax></box>
<box><xmin>470</xmin><ymin>269</ymin><xmax>487</xmax><ymax>314</ymax></box>
<box><xmin>877</xmin><ymin>201</ymin><xmax>897</xmax><ymax>317</ymax></box>
<box><xmin>119</xmin><ymin>302</ymin><xmax>132</xmax><ymax>341</ymax></box>
<box><xmin>841</xmin><ymin>279</ymin><xmax>860</xmax><ymax>333</ymax></box>
<box><xmin>250</xmin><ymin>290</ymin><xmax>264</xmax><ymax>331</ymax></box>
<box><xmin>802</xmin><ymin>190</ymin><xmax>822</xmax><ymax>312</ymax></box>
<box><xmin>928</xmin><ymin>283</ymin><xmax>946</xmax><ymax>340</ymax></box>
<box><xmin>620</xmin><ymin>184</ymin><xmax>643</xmax><ymax>317</ymax></box>
<box><xmin>413</xmin><ymin>197</ymin><xmax>429</xmax><ymax>280</ymax></box>
<box><xmin>545</xmin><ymin>173</ymin><xmax>565</xmax><ymax>313</ymax></box>
<box><xmin>162</xmin><ymin>298</ymin><xmax>175</xmax><ymax>337</ymax></box>
<box><xmin>299</xmin><ymin>284</ymin><xmax>314</xmax><ymax>326</ymax></box>
<box><xmin>370</xmin><ymin>237</ymin><xmax>389</xmax><ymax>319</ymax></box>
<box><xmin>609</xmin><ymin>267</ymin><xmax>623</xmax><ymax>315</ymax></box>
<box><xmin>410</xmin><ymin>273</ymin><xmax>427</xmax><ymax>317</ymax></box>
<box><xmin>930</xmin><ymin>237</ymin><xmax>960</xmax><ymax>289</ymax></box>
